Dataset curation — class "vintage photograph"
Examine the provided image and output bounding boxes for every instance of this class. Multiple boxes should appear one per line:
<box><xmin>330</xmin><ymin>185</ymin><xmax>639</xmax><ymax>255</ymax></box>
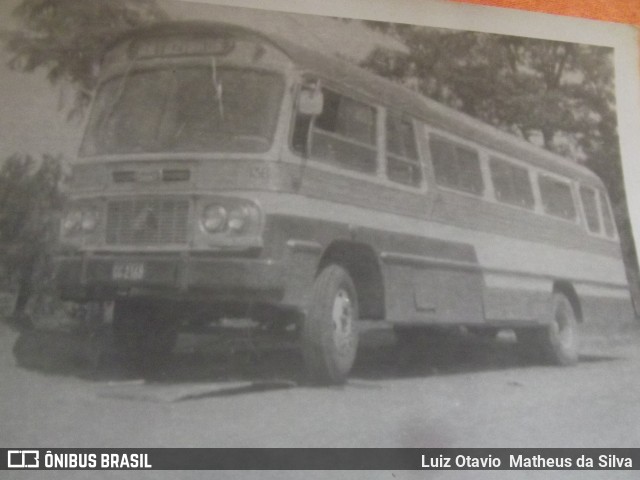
<box><xmin>1</xmin><ymin>0</ymin><xmax>639</xmax><ymax>477</ymax></box>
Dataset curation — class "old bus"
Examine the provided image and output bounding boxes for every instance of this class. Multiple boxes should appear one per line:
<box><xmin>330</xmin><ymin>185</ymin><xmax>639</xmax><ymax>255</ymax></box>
<box><xmin>56</xmin><ymin>21</ymin><xmax>633</xmax><ymax>384</ymax></box>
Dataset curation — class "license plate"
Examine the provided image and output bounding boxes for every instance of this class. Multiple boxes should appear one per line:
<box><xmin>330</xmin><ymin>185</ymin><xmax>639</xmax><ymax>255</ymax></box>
<box><xmin>112</xmin><ymin>262</ymin><xmax>145</xmax><ymax>281</ymax></box>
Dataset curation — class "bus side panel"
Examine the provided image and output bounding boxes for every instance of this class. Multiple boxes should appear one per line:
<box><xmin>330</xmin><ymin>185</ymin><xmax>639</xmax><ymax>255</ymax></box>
<box><xmin>482</xmin><ymin>274</ymin><xmax>553</xmax><ymax>322</ymax></box>
<box><xmin>261</xmin><ymin>210</ymin><xmax>486</xmax><ymax>323</ymax></box>
<box><xmin>576</xmin><ymin>285</ymin><xmax>635</xmax><ymax>332</ymax></box>
<box><xmin>261</xmin><ymin>213</ymin><xmax>347</xmax><ymax>310</ymax></box>
<box><xmin>282</xmin><ymin>163</ymin><xmax>487</xmax><ymax>323</ymax></box>
<box><xmin>430</xmin><ymin>187</ymin><xmax>627</xmax><ymax>325</ymax></box>
<box><xmin>354</xmin><ymin>226</ymin><xmax>485</xmax><ymax>325</ymax></box>
<box><xmin>288</xmin><ymin>162</ymin><xmax>430</xmax><ymax>220</ymax></box>
<box><xmin>376</xmin><ymin>264</ymin><xmax>484</xmax><ymax>325</ymax></box>
<box><xmin>431</xmin><ymin>189</ymin><xmax>620</xmax><ymax>260</ymax></box>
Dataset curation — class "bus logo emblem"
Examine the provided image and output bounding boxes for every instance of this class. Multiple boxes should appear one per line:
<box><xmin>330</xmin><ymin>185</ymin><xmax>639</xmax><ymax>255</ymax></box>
<box><xmin>133</xmin><ymin>207</ymin><xmax>159</xmax><ymax>233</ymax></box>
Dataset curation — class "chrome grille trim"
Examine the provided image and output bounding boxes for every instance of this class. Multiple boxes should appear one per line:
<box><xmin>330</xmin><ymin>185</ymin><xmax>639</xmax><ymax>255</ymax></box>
<box><xmin>105</xmin><ymin>197</ymin><xmax>190</xmax><ymax>245</ymax></box>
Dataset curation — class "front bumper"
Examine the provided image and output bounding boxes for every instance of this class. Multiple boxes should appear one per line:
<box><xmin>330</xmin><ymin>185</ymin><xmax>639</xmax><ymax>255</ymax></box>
<box><xmin>56</xmin><ymin>253</ymin><xmax>286</xmax><ymax>304</ymax></box>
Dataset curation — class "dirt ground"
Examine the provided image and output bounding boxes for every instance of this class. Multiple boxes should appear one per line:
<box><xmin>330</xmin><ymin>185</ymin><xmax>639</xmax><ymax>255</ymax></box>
<box><xmin>1</xmin><ymin>315</ymin><xmax>640</xmax><ymax>480</ymax></box>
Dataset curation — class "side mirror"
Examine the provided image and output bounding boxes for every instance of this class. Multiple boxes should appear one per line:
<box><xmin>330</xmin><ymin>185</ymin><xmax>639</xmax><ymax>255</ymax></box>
<box><xmin>298</xmin><ymin>87</ymin><xmax>324</xmax><ymax>116</ymax></box>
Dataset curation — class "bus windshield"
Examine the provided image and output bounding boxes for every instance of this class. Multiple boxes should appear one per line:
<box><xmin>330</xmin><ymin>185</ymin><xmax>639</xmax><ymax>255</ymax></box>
<box><xmin>80</xmin><ymin>66</ymin><xmax>284</xmax><ymax>156</ymax></box>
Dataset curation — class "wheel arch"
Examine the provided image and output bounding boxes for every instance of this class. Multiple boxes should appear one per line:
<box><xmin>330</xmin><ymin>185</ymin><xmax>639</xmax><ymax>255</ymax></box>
<box><xmin>317</xmin><ymin>240</ymin><xmax>385</xmax><ymax>320</ymax></box>
<box><xmin>553</xmin><ymin>280</ymin><xmax>583</xmax><ymax>323</ymax></box>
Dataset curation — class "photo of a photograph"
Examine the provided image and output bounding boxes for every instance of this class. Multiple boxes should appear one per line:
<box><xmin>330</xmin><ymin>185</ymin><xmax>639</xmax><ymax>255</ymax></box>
<box><xmin>1</xmin><ymin>0</ymin><xmax>639</xmax><ymax>477</ymax></box>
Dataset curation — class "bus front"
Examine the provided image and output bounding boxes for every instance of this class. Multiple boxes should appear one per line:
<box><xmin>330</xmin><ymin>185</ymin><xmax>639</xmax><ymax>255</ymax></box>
<box><xmin>56</xmin><ymin>23</ymin><xmax>299</xmax><ymax>356</ymax></box>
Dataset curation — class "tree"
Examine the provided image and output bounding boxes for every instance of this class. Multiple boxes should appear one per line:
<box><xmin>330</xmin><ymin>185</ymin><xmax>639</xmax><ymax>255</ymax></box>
<box><xmin>363</xmin><ymin>24</ymin><xmax>614</xmax><ymax>153</ymax></box>
<box><xmin>0</xmin><ymin>154</ymin><xmax>63</xmax><ymax>327</ymax></box>
<box><xmin>3</xmin><ymin>0</ymin><xmax>167</xmax><ymax>117</ymax></box>
<box><xmin>0</xmin><ymin>1</ymin><xmax>167</xmax><ymax>327</ymax></box>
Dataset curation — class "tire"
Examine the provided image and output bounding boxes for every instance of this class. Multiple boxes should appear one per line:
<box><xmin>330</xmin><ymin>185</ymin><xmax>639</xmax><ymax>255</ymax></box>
<box><xmin>516</xmin><ymin>292</ymin><xmax>579</xmax><ymax>366</ymax></box>
<box><xmin>112</xmin><ymin>299</ymin><xmax>178</xmax><ymax>367</ymax></box>
<box><xmin>301</xmin><ymin>265</ymin><xmax>359</xmax><ymax>385</ymax></box>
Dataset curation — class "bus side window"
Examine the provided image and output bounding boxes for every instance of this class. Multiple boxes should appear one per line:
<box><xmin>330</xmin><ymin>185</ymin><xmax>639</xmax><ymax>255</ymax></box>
<box><xmin>292</xmin><ymin>111</ymin><xmax>312</xmax><ymax>156</ymax></box>
<box><xmin>489</xmin><ymin>157</ymin><xmax>534</xmax><ymax>209</ymax></box>
<box><xmin>538</xmin><ymin>174</ymin><xmax>576</xmax><ymax>221</ymax></box>
<box><xmin>598</xmin><ymin>189</ymin><xmax>616</xmax><ymax>237</ymax></box>
<box><xmin>386</xmin><ymin>114</ymin><xmax>421</xmax><ymax>187</ymax></box>
<box><xmin>579</xmin><ymin>185</ymin><xmax>601</xmax><ymax>234</ymax></box>
<box><xmin>292</xmin><ymin>80</ymin><xmax>322</xmax><ymax>156</ymax></box>
<box><xmin>429</xmin><ymin>135</ymin><xmax>483</xmax><ymax>195</ymax></box>
<box><xmin>310</xmin><ymin>89</ymin><xmax>377</xmax><ymax>174</ymax></box>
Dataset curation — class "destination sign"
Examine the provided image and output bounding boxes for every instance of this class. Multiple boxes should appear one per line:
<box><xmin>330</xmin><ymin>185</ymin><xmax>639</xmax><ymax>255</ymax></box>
<box><xmin>132</xmin><ymin>36</ymin><xmax>236</xmax><ymax>59</ymax></box>
<box><xmin>102</xmin><ymin>33</ymin><xmax>291</xmax><ymax>70</ymax></box>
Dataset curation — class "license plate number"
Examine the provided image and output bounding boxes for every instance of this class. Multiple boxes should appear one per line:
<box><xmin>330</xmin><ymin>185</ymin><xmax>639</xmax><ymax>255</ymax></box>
<box><xmin>112</xmin><ymin>262</ymin><xmax>145</xmax><ymax>281</ymax></box>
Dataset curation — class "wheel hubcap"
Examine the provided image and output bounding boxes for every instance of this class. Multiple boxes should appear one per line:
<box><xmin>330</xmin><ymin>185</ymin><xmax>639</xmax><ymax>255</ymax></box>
<box><xmin>332</xmin><ymin>289</ymin><xmax>354</xmax><ymax>354</ymax></box>
<box><xmin>554</xmin><ymin>302</ymin><xmax>574</xmax><ymax>350</ymax></box>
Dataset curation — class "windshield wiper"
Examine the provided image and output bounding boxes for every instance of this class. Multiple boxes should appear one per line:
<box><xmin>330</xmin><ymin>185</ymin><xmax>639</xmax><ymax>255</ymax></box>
<box><xmin>211</xmin><ymin>57</ymin><xmax>224</xmax><ymax>119</ymax></box>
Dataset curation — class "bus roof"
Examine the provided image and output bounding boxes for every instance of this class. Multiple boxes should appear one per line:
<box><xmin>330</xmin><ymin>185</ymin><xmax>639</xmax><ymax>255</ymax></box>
<box><xmin>110</xmin><ymin>21</ymin><xmax>604</xmax><ymax>186</ymax></box>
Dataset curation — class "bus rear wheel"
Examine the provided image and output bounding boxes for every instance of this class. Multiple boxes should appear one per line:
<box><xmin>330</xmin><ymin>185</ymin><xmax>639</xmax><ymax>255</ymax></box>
<box><xmin>517</xmin><ymin>292</ymin><xmax>579</xmax><ymax>366</ymax></box>
<box><xmin>301</xmin><ymin>265</ymin><xmax>359</xmax><ymax>385</ymax></box>
<box><xmin>112</xmin><ymin>299</ymin><xmax>178</xmax><ymax>368</ymax></box>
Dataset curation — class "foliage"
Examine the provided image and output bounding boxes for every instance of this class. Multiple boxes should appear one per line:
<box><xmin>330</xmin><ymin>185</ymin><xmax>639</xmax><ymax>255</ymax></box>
<box><xmin>2</xmin><ymin>0</ymin><xmax>167</xmax><ymax>117</ymax></box>
<box><xmin>0</xmin><ymin>0</ymin><xmax>165</xmax><ymax>325</ymax></box>
<box><xmin>0</xmin><ymin>154</ymin><xmax>64</xmax><ymax>320</ymax></box>
<box><xmin>363</xmin><ymin>24</ymin><xmax>615</xmax><ymax>159</ymax></box>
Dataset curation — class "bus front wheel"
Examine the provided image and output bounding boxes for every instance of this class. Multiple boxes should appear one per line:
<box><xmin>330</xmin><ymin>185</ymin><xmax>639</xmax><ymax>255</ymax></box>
<box><xmin>301</xmin><ymin>265</ymin><xmax>359</xmax><ymax>385</ymax></box>
<box><xmin>517</xmin><ymin>292</ymin><xmax>579</xmax><ymax>366</ymax></box>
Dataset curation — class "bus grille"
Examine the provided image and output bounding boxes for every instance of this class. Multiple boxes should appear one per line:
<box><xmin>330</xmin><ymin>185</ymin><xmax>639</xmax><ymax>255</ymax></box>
<box><xmin>105</xmin><ymin>198</ymin><xmax>190</xmax><ymax>245</ymax></box>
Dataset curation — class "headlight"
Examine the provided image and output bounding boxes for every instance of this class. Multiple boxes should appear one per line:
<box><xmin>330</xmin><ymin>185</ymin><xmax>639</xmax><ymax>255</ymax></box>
<box><xmin>81</xmin><ymin>209</ymin><xmax>99</xmax><ymax>232</ymax></box>
<box><xmin>228</xmin><ymin>206</ymin><xmax>249</xmax><ymax>233</ymax></box>
<box><xmin>62</xmin><ymin>207</ymin><xmax>100</xmax><ymax>236</ymax></box>
<box><xmin>62</xmin><ymin>210</ymin><xmax>82</xmax><ymax>235</ymax></box>
<box><xmin>200</xmin><ymin>205</ymin><xmax>227</xmax><ymax>233</ymax></box>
